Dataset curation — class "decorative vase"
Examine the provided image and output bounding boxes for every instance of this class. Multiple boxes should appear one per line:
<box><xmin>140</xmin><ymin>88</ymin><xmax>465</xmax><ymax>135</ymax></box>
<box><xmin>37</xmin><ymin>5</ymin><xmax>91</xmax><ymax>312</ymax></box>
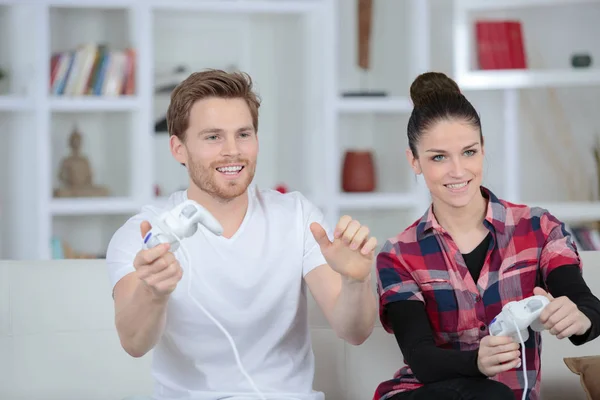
<box><xmin>342</xmin><ymin>150</ymin><xmax>376</xmax><ymax>192</ymax></box>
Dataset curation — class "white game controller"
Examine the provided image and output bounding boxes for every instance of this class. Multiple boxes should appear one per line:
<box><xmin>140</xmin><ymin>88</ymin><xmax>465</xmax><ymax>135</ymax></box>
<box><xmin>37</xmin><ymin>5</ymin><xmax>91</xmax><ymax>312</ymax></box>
<box><xmin>489</xmin><ymin>295</ymin><xmax>550</xmax><ymax>343</ymax></box>
<box><xmin>143</xmin><ymin>200</ymin><xmax>223</xmax><ymax>251</ymax></box>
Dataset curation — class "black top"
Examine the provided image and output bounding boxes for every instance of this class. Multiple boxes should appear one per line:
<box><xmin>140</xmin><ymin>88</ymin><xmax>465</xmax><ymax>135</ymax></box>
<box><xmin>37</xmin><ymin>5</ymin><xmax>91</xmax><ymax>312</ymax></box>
<box><xmin>385</xmin><ymin>235</ymin><xmax>600</xmax><ymax>384</ymax></box>
<box><xmin>462</xmin><ymin>232</ymin><xmax>491</xmax><ymax>284</ymax></box>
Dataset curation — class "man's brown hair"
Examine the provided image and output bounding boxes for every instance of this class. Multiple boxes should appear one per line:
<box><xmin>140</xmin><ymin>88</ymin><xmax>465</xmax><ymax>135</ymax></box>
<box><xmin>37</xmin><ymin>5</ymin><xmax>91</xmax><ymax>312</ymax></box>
<box><xmin>166</xmin><ymin>69</ymin><xmax>261</xmax><ymax>141</ymax></box>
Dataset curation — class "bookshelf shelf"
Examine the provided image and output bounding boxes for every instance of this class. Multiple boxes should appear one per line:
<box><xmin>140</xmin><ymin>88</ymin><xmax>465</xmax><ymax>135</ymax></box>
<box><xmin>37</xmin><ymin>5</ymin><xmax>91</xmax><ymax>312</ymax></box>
<box><xmin>149</xmin><ymin>0</ymin><xmax>321</xmax><ymax>13</ymax></box>
<box><xmin>536</xmin><ymin>202</ymin><xmax>600</xmax><ymax>224</ymax></box>
<box><xmin>457</xmin><ymin>69</ymin><xmax>600</xmax><ymax>90</ymax></box>
<box><xmin>49</xmin><ymin>96</ymin><xmax>140</xmax><ymax>112</ymax></box>
<box><xmin>459</xmin><ymin>0</ymin><xmax>599</xmax><ymax>11</ymax></box>
<box><xmin>336</xmin><ymin>96</ymin><xmax>413</xmax><ymax>114</ymax></box>
<box><xmin>338</xmin><ymin>192</ymin><xmax>420</xmax><ymax>210</ymax></box>
<box><xmin>0</xmin><ymin>95</ymin><xmax>31</xmax><ymax>111</ymax></box>
<box><xmin>50</xmin><ymin>197</ymin><xmax>141</xmax><ymax>216</ymax></box>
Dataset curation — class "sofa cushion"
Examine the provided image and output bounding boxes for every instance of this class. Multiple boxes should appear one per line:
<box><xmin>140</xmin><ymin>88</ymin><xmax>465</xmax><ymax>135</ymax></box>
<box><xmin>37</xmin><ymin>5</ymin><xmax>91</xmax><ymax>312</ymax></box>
<box><xmin>564</xmin><ymin>355</ymin><xmax>600</xmax><ymax>400</ymax></box>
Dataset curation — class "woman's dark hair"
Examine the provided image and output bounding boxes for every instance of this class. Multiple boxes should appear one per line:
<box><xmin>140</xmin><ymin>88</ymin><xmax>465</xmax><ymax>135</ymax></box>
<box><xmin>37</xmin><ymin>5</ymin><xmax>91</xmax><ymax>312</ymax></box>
<box><xmin>407</xmin><ymin>72</ymin><xmax>482</xmax><ymax>158</ymax></box>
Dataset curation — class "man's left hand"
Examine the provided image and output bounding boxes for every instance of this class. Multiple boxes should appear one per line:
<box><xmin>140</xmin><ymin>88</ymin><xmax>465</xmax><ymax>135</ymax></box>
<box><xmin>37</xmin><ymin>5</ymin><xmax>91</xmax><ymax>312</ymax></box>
<box><xmin>310</xmin><ymin>215</ymin><xmax>377</xmax><ymax>282</ymax></box>
<box><xmin>534</xmin><ymin>287</ymin><xmax>592</xmax><ymax>339</ymax></box>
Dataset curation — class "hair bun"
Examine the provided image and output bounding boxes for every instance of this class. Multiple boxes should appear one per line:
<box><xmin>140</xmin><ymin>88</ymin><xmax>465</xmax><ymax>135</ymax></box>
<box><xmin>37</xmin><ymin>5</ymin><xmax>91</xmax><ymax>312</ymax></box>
<box><xmin>409</xmin><ymin>72</ymin><xmax>461</xmax><ymax>109</ymax></box>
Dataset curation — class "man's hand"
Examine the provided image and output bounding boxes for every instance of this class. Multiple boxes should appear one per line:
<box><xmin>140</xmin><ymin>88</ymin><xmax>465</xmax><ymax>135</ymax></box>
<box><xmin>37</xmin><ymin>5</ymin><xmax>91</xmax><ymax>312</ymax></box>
<box><xmin>133</xmin><ymin>221</ymin><xmax>183</xmax><ymax>299</ymax></box>
<box><xmin>310</xmin><ymin>215</ymin><xmax>377</xmax><ymax>282</ymax></box>
<box><xmin>534</xmin><ymin>287</ymin><xmax>591</xmax><ymax>339</ymax></box>
<box><xmin>477</xmin><ymin>335</ymin><xmax>521</xmax><ymax>377</ymax></box>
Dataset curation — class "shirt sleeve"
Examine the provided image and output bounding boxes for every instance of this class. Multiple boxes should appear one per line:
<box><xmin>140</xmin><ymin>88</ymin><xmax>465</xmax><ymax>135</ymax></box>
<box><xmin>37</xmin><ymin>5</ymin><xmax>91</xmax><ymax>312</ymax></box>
<box><xmin>376</xmin><ymin>240</ymin><xmax>424</xmax><ymax>333</ymax></box>
<box><xmin>545</xmin><ymin>264</ymin><xmax>600</xmax><ymax>345</ymax></box>
<box><xmin>386</xmin><ymin>300</ymin><xmax>484</xmax><ymax>384</ymax></box>
<box><xmin>105</xmin><ymin>211</ymin><xmax>150</xmax><ymax>292</ymax></box>
<box><xmin>299</xmin><ymin>194</ymin><xmax>329</xmax><ymax>277</ymax></box>
<box><xmin>539</xmin><ymin>210</ymin><xmax>581</xmax><ymax>280</ymax></box>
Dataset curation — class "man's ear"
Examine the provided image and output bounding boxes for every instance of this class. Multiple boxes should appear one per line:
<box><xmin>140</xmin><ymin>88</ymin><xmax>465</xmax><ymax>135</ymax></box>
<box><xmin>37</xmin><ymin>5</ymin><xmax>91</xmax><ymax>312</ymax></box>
<box><xmin>170</xmin><ymin>135</ymin><xmax>187</xmax><ymax>166</ymax></box>
<box><xmin>406</xmin><ymin>148</ymin><xmax>422</xmax><ymax>175</ymax></box>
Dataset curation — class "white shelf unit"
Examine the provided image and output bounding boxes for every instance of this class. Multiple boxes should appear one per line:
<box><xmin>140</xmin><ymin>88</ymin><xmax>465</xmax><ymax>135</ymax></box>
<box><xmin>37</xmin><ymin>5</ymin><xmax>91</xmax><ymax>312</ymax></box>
<box><xmin>453</xmin><ymin>0</ymin><xmax>600</xmax><ymax>226</ymax></box>
<box><xmin>0</xmin><ymin>0</ymin><xmax>329</xmax><ymax>260</ymax></box>
<box><xmin>321</xmin><ymin>0</ymin><xmax>431</xmax><ymax>235</ymax></box>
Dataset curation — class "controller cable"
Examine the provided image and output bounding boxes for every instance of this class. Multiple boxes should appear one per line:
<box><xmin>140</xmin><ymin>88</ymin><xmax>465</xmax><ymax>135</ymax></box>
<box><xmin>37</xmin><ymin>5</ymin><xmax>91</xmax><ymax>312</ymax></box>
<box><xmin>148</xmin><ymin>208</ymin><xmax>303</xmax><ymax>400</ymax></box>
<box><xmin>511</xmin><ymin>318</ymin><xmax>528</xmax><ymax>400</ymax></box>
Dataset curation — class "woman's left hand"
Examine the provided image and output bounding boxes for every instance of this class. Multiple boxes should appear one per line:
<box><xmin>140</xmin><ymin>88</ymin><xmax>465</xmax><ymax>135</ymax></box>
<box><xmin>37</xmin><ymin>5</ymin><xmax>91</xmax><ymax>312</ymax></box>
<box><xmin>534</xmin><ymin>287</ymin><xmax>592</xmax><ymax>339</ymax></box>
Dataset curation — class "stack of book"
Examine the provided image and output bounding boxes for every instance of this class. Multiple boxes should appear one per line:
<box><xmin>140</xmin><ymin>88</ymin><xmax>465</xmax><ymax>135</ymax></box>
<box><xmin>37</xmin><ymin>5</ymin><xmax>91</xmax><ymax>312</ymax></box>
<box><xmin>474</xmin><ymin>20</ymin><xmax>527</xmax><ymax>70</ymax></box>
<box><xmin>49</xmin><ymin>42</ymin><xmax>136</xmax><ymax>97</ymax></box>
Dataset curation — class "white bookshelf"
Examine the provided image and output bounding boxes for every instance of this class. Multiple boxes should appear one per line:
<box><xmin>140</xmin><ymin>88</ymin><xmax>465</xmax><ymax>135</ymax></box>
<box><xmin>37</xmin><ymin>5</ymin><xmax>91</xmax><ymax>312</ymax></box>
<box><xmin>322</xmin><ymin>0</ymin><xmax>431</xmax><ymax>231</ymax></box>
<box><xmin>453</xmin><ymin>0</ymin><xmax>600</xmax><ymax>227</ymax></box>
<box><xmin>2</xmin><ymin>0</ymin><xmax>598</xmax><ymax>260</ymax></box>
<box><xmin>0</xmin><ymin>0</ymin><xmax>332</xmax><ymax>260</ymax></box>
<box><xmin>0</xmin><ymin>0</ymin><xmax>437</xmax><ymax>260</ymax></box>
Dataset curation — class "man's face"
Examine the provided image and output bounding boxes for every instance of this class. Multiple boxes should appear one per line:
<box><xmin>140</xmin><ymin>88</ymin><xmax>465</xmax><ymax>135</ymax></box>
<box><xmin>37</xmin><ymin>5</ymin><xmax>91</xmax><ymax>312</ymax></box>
<box><xmin>171</xmin><ymin>97</ymin><xmax>258</xmax><ymax>202</ymax></box>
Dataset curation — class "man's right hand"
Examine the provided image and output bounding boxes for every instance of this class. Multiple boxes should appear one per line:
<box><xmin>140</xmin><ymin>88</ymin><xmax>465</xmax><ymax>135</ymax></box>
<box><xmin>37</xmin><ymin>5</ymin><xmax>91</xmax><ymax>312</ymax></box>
<box><xmin>477</xmin><ymin>335</ymin><xmax>522</xmax><ymax>377</ymax></box>
<box><xmin>133</xmin><ymin>221</ymin><xmax>183</xmax><ymax>299</ymax></box>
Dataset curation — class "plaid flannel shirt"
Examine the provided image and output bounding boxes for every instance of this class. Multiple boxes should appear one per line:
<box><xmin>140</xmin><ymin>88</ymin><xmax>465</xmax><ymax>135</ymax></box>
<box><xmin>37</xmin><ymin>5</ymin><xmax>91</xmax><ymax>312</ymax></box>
<box><xmin>374</xmin><ymin>186</ymin><xmax>581</xmax><ymax>400</ymax></box>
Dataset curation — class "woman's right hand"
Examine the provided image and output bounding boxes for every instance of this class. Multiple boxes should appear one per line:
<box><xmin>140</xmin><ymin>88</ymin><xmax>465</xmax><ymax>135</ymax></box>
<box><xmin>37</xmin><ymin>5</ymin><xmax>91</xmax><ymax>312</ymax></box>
<box><xmin>477</xmin><ymin>335</ymin><xmax>522</xmax><ymax>377</ymax></box>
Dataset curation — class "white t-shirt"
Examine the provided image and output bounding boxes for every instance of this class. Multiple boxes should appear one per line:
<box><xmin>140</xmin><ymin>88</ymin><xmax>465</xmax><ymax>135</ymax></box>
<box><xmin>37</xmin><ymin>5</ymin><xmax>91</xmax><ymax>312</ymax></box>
<box><xmin>106</xmin><ymin>185</ymin><xmax>331</xmax><ymax>400</ymax></box>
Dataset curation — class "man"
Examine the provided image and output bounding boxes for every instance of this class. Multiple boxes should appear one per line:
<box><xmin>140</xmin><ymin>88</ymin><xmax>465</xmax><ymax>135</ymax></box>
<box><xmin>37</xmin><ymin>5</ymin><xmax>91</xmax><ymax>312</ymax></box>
<box><xmin>106</xmin><ymin>69</ymin><xmax>378</xmax><ymax>399</ymax></box>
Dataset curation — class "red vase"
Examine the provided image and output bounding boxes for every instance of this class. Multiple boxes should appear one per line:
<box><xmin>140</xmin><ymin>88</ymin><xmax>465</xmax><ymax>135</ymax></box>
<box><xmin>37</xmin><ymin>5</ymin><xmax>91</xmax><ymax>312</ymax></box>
<box><xmin>342</xmin><ymin>150</ymin><xmax>376</xmax><ymax>192</ymax></box>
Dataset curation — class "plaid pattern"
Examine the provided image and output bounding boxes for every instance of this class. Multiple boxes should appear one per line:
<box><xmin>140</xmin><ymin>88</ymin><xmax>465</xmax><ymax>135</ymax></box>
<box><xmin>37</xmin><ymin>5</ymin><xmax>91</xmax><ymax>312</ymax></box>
<box><xmin>374</xmin><ymin>186</ymin><xmax>581</xmax><ymax>400</ymax></box>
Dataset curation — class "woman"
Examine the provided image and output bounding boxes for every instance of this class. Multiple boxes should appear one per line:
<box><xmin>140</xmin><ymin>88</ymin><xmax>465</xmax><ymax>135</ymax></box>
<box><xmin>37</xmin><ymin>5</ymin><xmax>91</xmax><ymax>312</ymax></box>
<box><xmin>374</xmin><ymin>72</ymin><xmax>600</xmax><ymax>400</ymax></box>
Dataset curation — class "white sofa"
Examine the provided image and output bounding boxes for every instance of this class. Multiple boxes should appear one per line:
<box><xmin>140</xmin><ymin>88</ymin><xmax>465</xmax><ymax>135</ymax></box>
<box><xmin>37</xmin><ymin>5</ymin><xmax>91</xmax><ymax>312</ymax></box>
<box><xmin>1</xmin><ymin>252</ymin><xmax>600</xmax><ymax>400</ymax></box>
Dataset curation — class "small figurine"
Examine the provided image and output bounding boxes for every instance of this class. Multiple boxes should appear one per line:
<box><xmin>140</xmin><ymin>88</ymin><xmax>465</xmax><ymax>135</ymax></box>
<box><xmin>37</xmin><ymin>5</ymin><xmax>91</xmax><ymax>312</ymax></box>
<box><xmin>53</xmin><ymin>126</ymin><xmax>109</xmax><ymax>197</ymax></box>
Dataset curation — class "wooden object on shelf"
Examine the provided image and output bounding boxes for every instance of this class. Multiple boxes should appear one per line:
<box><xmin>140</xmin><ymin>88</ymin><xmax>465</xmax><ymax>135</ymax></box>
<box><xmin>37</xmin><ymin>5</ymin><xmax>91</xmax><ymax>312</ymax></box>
<box><xmin>342</xmin><ymin>0</ymin><xmax>386</xmax><ymax>98</ymax></box>
<box><xmin>342</xmin><ymin>150</ymin><xmax>376</xmax><ymax>192</ymax></box>
<box><xmin>357</xmin><ymin>0</ymin><xmax>372</xmax><ymax>70</ymax></box>
<box><xmin>53</xmin><ymin>126</ymin><xmax>109</xmax><ymax>198</ymax></box>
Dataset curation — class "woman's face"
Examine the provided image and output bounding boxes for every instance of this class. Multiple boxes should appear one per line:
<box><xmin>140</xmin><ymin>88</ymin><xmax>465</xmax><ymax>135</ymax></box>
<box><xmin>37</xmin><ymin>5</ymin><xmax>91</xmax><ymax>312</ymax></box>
<box><xmin>407</xmin><ymin>119</ymin><xmax>484</xmax><ymax>210</ymax></box>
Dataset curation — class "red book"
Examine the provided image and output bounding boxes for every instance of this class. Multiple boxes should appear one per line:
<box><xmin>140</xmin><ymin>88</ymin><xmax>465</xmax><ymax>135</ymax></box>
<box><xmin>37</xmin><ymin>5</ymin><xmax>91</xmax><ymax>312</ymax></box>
<box><xmin>489</xmin><ymin>21</ymin><xmax>512</xmax><ymax>69</ymax></box>
<box><xmin>475</xmin><ymin>21</ymin><xmax>496</xmax><ymax>69</ymax></box>
<box><xmin>475</xmin><ymin>20</ymin><xmax>527</xmax><ymax>70</ymax></box>
<box><xmin>506</xmin><ymin>21</ymin><xmax>527</xmax><ymax>69</ymax></box>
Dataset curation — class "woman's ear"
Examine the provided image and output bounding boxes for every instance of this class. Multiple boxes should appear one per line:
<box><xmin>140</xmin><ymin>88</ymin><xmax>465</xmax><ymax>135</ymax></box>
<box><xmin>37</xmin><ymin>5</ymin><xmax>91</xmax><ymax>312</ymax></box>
<box><xmin>406</xmin><ymin>148</ymin><xmax>422</xmax><ymax>175</ymax></box>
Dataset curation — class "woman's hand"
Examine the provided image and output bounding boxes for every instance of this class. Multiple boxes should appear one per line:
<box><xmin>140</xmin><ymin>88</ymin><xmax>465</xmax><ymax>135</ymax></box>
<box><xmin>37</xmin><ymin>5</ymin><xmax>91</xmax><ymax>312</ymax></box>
<box><xmin>477</xmin><ymin>335</ymin><xmax>521</xmax><ymax>377</ymax></box>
